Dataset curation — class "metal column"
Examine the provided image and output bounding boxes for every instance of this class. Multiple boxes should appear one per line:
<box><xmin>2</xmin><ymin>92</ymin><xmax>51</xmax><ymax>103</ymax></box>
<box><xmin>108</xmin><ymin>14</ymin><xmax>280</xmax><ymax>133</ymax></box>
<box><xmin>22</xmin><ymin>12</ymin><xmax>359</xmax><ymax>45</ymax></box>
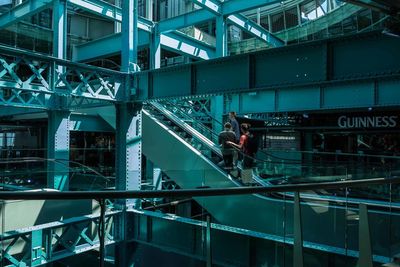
<box><xmin>114</xmin><ymin>103</ymin><xmax>142</xmax><ymax>267</ymax></box>
<box><xmin>211</xmin><ymin>95</ymin><xmax>224</xmax><ymax>135</ymax></box>
<box><xmin>121</xmin><ymin>0</ymin><xmax>139</xmax><ymax>72</ymax></box>
<box><xmin>52</xmin><ymin>0</ymin><xmax>67</xmax><ymax>59</ymax></box>
<box><xmin>216</xmin><ymin>15</ymin><xmax>227</xmax><ymax>57</ymax></box>
<box><xmin>150</xmin><ymin>25</ymin><xmax>161</xmax><ymax>69</ymax></box>
<box><xmin>47</xmin><ymin>110</ymin><xmax>70</xmax><ymax>191</ymax></box>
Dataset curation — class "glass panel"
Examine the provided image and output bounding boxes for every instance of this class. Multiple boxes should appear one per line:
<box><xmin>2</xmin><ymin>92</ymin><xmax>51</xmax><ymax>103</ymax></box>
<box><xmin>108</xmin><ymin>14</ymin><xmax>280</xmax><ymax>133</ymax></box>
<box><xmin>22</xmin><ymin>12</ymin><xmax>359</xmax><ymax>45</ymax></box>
<box><xmin>285</xmin><ymin>7</ymin><xmax>299</xmax><ymax>29</ymax></box>
<box><xmin>271</xmin><ymin>12</ymin><xmax>285</xmax><ymax>33</ymax></box>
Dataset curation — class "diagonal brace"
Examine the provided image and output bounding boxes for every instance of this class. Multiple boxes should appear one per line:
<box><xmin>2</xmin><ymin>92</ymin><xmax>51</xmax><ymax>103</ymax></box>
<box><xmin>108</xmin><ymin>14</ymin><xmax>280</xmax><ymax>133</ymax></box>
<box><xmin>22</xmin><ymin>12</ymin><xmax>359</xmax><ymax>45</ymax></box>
<box><xmin>227</xmin><ymin>14</ymin><xmax>284</xmax><ymax>47</ymax></box>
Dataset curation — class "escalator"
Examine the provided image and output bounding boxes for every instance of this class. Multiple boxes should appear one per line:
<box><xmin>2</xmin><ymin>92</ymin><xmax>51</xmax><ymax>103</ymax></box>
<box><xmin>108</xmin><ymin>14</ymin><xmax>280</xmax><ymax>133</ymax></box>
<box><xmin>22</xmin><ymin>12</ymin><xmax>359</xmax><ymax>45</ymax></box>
<box><xmin>142</xmin><ymin>101</ymin><xmax>400</xmax><ymax>262</ymax></box>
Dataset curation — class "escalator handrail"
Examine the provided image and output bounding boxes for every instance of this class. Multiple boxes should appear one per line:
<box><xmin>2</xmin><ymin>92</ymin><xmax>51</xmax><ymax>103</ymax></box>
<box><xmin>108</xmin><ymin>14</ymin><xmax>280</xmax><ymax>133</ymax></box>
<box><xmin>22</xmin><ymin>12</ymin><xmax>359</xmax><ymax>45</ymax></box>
<box><xmin>146</xmin><ymin>101</ymin><xmax>394</xmax><ymax>171</ymax></box>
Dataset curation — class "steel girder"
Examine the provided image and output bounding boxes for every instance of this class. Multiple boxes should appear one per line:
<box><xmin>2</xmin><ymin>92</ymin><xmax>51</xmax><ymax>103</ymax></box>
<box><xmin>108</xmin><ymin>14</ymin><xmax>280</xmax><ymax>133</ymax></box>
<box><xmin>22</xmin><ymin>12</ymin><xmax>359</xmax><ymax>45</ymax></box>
<box><xmin>158</xmin><ymin>0</ymin><xmax>282</xmax><ymax>33</ymax></box>
<box><xmin>227</xmin><ymin>14</ymin><xmax>284</xmax><ymax>48</ymax></box>
<box><xmin>0</xmin><ymin>211</ymin><xmax>119</xmax><ymax>267</ymax></box>
<box><xmin>68</xmin><ymin>0</ymin><xmax>153</xmax><ymax>32</ymax></box>
<box><xmin>341</xmin><ymin>0</ymin><xmax>400</xmax><ymax>14</ymax></box>
<box><xmin>160</xmin><ymin>32</ymin><xmax>216</xmax><ymax>60</ymax></box>
<box><xmin>190</xmin><ymin>0</ymin><xmax>284</xmax><ymax>48</ymax></box>
<box><xmin>73</xmin><ymin>31</ymin><xmax>216</xmax><ymax>62</ymax></box>
<box><xmin>0</xmin><ymin>45</ymin><xmax>125</xmax><ymax>109</ymax></box>
<box><xmin>133</xmin><ymin>32</ymin><xmax>400</xmax><ymax>111</ymax></box>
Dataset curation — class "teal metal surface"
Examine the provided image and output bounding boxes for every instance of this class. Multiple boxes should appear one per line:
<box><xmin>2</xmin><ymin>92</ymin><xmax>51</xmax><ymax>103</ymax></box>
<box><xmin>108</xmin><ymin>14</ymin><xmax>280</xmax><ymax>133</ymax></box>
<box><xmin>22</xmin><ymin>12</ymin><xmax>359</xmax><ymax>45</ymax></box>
<box><xmin>161</xmin><ymin>31</ymin><xmax>216</xmax><ymax>60</ymax></box>
<box><xmin>0</xmin><ymin>45</ymin><xmax>125</xmax><ymax>106</ymax></box>
<box><xmin>227</xmin><ymin>14</ymin><xmax>284</xmax><ymax>48</ymax></box>
<box><xmin>0</xmin><ymin>0</ymin><xmax>53</xmax><ymax>29</ymax></box>
<box><xmin>190</xmin><ymin>0</ymin><xmax>221</xmax><ymax>15</ymax></box>
<box><xmin>67</xmin><ymin>0</ymin><xmax>153</xmax><ymax>32</ymax></box>
<box><xmin>293</xmin><ymin>192</ymin><xmax>304</xmax><ymax>267</ymax></box>
<box><xmin>358</xmin><ymin>204</ymin><xmax>373</xmax><ymax>267</ymax></box>
<box><xmin>134</xmin><ymin>32</ymin><xmax>400</xmax><ymax>113</ymax></box>
<box><xmin>72</xmin><ymin>31</ymin><xmax>150</xmax><ymax>62</ymax></box>
<box><xmin>0</xmin><ymin>210</ymin><xmax>119</xmax><ymax>266</ymax></box>
<box><xmin>121</xmin><ymin>0</ymin><xmax>138</xmax><ymax>72</ymax></box>
<box><xmin>158</xmin><ymin>0</ymin><xmax>282</xmax><ymax>33</ymax></box>
<box><xmin>53</xmin><ymin>0</ymin><xmax>67</xmax><ymax>59</ymax></box>
<box><xmin>216</xmin><ymin>15</ymin><xmax>227</xmax><ymax>57</ymax></box>
<box><xmin>47</xmin><ymin>110</ymin><xmax>70</xmax><ymax>190</ymax></box>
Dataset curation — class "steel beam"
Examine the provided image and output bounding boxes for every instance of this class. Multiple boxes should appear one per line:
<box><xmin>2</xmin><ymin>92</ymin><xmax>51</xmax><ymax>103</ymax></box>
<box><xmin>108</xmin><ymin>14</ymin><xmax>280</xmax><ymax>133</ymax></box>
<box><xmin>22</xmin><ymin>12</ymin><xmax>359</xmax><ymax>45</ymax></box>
<box><xmin>190</xmin><ymin>0</ymin><xmax>283</xmax><ymax>48</ymax></box>
<box><xmin>227</xmin><ymin>14</ymin><xmax>284</xmax><ymax>47</ymax></box>
<box><xmin>161</xmin><ymin>32</ymin><xmax>216</xmax><ymax>60</ymax></box>
<box><xmin>158</xmin><ymin>0</ymin><xmax>281</xmax><ymax>33</ymax></box>
<box><xmin>73</xmin><ymin>30</ymin><xmax>215</xmax><ymax>62</ymax></box>
<box><xmin>134</xmin><ymin>32</ymin><xmax>400</xmax><ymax>108</ymax></box>
<box><xmin>67</xmin><ymin>0</ymin><xmax>153</xmax><ymax>32</ymax></box>
<box><xmin>191</xmin><ymin>0</ymin><xmax>221</xmax><ymax>15</ymax></box>
<box><xmin>72</xmin><ymin>31</ymin><xmax>150</xmax><ymax>62</ymax></box>
<box><xmin>0</xmin><ymin>0</ymin><xmax>53</xmax><ymax>29</ymax></box>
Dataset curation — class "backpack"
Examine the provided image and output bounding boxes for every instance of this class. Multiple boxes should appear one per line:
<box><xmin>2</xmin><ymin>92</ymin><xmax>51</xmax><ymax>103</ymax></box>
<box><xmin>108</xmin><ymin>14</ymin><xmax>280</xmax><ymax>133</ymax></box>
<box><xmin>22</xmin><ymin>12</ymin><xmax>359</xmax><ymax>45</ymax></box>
<box><xmin>246</xmin><ymin>133</ymin><xmax>259</xmax><ymax>154</ymax></box>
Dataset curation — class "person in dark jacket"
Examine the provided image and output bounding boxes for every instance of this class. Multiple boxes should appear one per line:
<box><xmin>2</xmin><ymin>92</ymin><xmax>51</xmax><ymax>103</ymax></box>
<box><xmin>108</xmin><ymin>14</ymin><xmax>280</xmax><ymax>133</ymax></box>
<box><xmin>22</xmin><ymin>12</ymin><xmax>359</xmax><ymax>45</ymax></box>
<box><xmin>218</xmin><ymin>122</ymin><xmax>236</xmax><ymax>168</ymax></box>
<box><xmin>229</xmin><ymin>111</ymin><xmax>240</xmax><ymax>143</ymax></box>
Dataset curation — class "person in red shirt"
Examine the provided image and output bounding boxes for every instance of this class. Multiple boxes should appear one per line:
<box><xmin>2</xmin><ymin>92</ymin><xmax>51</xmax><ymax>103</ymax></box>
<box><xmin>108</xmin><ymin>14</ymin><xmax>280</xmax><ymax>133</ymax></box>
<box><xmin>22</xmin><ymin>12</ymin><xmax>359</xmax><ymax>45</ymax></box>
<box><xmin>227</xmin><ymin>123</ymin><xmax>254</xmax><ymax>169</ymax></box>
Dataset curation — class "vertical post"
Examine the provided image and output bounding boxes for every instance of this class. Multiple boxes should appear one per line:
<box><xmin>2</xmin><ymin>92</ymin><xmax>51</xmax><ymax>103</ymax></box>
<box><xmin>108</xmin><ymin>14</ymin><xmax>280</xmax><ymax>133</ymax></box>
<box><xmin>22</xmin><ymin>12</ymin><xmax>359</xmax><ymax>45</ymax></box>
<box><xmin>114</xmin><ymin>0</ymin><xmax>122</xmax><ymax>33</ymax></box>
<box><xmin>206</xmin><ymin>215</ymin><xmax>212</xmax><ymax>267</ymax></box>
<box><xmin>47</xmin><ymin>110</ymin><xmax>70</xmax><ymax>191</ymax></box>
<box><xmin>146</xmin><ymin>0</ymin><xmax>153</xmax><ymax>20</ymax></box>
<box><xmin>114</xmin><ymin>103</ymin><xmax>142</xmax><ymax>267</ymax></box>
<box><xmin>216</xmin><ymin>15</ymin><xmax>227</xmax><ymax>57</ymax></box>
<box><xmin>358</xmin><ymin>204</ymin><xmax>373</xmax><ymax>267</ymax></box>
<box><xmin>121</xmin><ymin>0</ymin><xmax>138</xmax><ymax>72</ymax></box>
<box><xmin>150</xmin><ymin>25</ymin><xmax>161</xmax><ymax>69</ymax></box>
<box><xmin>31</xmin><ymin>230</ymin><xmax>43</xmax><ymax>266</ymax></box>
<box><xmin>115</xmin><ymin>103</ymin><xmax>142</xmax><ymax>205</ymax></box>
<box><xmin>52</xmin><ymin>0</ymin><xmax>67</xmax><ymax>59</ymax></box>
<box><xmin>293</xmin><ymin>191</ymin><xmax>304</xmax><ymax>267</ymax></box>
<box><xmin>210</xmin><ymin>96</ymin><xmax>224</xmax><ymax>138</ymax></box>
<box><xmin>98</xmin><ymin>198</ymin><xmax>106</xmax><ymax>267</ymax></box>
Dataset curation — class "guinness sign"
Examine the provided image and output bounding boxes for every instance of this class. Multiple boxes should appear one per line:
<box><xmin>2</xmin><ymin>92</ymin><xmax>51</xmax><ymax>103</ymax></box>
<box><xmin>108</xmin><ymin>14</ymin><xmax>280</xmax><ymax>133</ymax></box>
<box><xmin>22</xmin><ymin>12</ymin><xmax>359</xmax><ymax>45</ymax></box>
<box><xmin>338</xmin><ymin>115</ymin><xmax>398</xmax><ymax>128</ymax></box>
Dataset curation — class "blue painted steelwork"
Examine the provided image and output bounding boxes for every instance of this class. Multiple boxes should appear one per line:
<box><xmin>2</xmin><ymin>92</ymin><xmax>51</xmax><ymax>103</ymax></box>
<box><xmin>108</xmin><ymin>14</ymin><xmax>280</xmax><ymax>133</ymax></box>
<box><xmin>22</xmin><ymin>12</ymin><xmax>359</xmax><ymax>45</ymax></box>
<box><xmin>134</xmin><ymin>32</ymin><xmax>400</xmax><ymax>113</ymax></box>
<box><xmin>191</xmin><ymin>0</ymin><xmax>284</xmax><ymax>49</ymax></box>
<box><xmin>191</xmin><ymin>0</ymin><xmax>221</xmax><ymax>15</ymax></box>
<box><xmin>0</xmin><ymin>211</ymin><xmax>119</xmax><ymax>266</ymax></box>
<box><xmin>47</xmin><ymin>110</ymin><xmax>70</xmax><ymax>190</ymax></box>
<box><xmin>158</xmin><ymin>0</ymin><xmax>282</xmax><ymax>33</ymax></box>
<box><xmin>73</xmin><ymin>30</ymin><xmax>215</xmax><ymax>62</ymax></box>
<box><xmin>67</xmin><ymin>0</ymin><xmax>153</xmax><ymax>32</ymax></box>
<box><xmin>150</xmin><ymin>24</ymin><xmax>161</xmax><ymax>69</ymax></box>
<box><xmin>72</xmin><ymin>31</ymin><xmax>150</xmax><ymax>62</ymax></box>
<box><xmin>53</xmin><ymin>0</ymin><xmax>67</xmax><ymax>59</ymax></box>
<box><xmin>161</xmin><ymin>31</ymin><xmax>216</xmax><ymax>60</ymax></box>
<box><xmin>0</xmin><ymin>45</ymin><xmax>126</xmax><ymax>106</ymax></box>
<box><xmin>215</xmin><ymin>15</ymin><xmax>227</xmax><ymax>57</ymax></box>
<box><xmin>227</xmin><ymin>14</ymin><xmax>284</xmax><ymax>48</ymax></box>
<box><xmin>0</xmin><ymin>0</ymin><xmax>53</xmax><ymax>29</ymax></box>
<box><xmin>121</xmin><ymin>0</ymin><xmax>138</xmax><ymax>72</ymax></box>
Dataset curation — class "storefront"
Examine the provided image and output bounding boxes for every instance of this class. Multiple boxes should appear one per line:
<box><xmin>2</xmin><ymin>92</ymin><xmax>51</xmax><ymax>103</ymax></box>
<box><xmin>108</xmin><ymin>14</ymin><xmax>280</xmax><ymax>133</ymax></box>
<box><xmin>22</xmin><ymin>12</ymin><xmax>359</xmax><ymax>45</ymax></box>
<box><xmin>255</xmin><ymin>110</ymin><xmax>400</xmax><ymax>156</ymax></box>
